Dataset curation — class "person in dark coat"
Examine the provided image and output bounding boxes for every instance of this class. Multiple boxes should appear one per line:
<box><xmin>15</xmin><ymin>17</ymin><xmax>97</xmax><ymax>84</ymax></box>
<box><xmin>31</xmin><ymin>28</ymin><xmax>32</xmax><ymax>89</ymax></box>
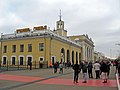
<box><xmin>115</xmin><ymin>59</ymin><xmax>118</xmax><ymax>73</ymax></box>
<box><xmin>73</xmin><ymin>62</ymin><xmax>80</xmax><ymax>83</ymax></box>
<box><xmin>101</xmin><ymin>60</ymin><xmax>108</xmax><ymax>83</ymax></box>
<box><xmin>88</xmin><ymin>61</ymin><xmax>93</xmax><ymax>78</ymax></box>
<box><xmin>118</xmin><ymin>61</ymin><xmax>120</xmax><ymax>79</ymax></box>
<box><xmin>53</xmin><ymin>62</ymin><xmax>58</xmax><ymax>73</ymax></box>
<box><xmin>107</xmin><ymin>61</ymin><xmax>111</xmax><ymax>78</ymax></box>
<box><xmin>30</xmin><ymin>61</ymin><xmax>32</xmax><ymax>70</ymax></box>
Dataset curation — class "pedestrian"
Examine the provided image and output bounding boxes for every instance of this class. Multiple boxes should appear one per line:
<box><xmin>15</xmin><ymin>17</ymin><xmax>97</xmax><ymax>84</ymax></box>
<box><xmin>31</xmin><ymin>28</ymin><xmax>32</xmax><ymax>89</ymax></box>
<box><xmin>88</xmin><ymin>61</ymin><xmax>93</xmax><ymax>78</ymax></box>
<box><xmin>67</xmin><ymin>61</ymin><xmax>71</xmax><ymax>69</ymax></box>
<box><xmin>101</xmin><ymin>60</ymin><xmax>108</xmax><ymax>83</ymax></box>
<box><xmin>59</xmin><ymin>62</ymin><xmax>64</xmax><ymax>74</ymax></box>
<box><xmin>73</xmin><ymin>62</ymin><xmax>80</xmax><ymax>83</ymax></box>
<box><xmin>53</xmin><ymin>62</ymin><xmax>58</xmax><ymax>73</ymax></box>
<box><xmin>115</xmin><ymin>59</ymin><xmax>118</xmax><ymax>74</ymax></box>
<box><xmin>50</xmin><ymin>60</ymin><xmax>52</xmax><ymax>68</ymax></box>
<box><xmin>93</xmin><ymin>61</ymin><xmax>101</xmax><ymax>79</ymax></box>
<box><xmin>30</xmin><ymin>60</ymin><xmax>32</xmax><ymax>70</ymax></box>
<box><xmin>65</xmin><ymin>62</ymin><xmax>67</xmax><ymax>69</ymax></box>
<box><xmin>107</xmin><ymin>61</ymin><xmax>111</xmax><ymax>78</ymax></box>
<box><xmin>82</xmin><ymin>61</ymin><xmax>88</xmax><ymax>83</ymax></box>
<box><xmin>118</xmin><ymin>61</ymin><xmax>120</xmax><ymax>79</ymax></box>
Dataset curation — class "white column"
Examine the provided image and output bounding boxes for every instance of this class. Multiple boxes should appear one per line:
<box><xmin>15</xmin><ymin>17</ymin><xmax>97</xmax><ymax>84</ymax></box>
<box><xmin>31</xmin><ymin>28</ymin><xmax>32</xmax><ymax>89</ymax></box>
<box><xmin>89</xmin><ymin>48</ymin><xmax>91</xmax><ymax>59</ymax></box>
<box><xmin>86</xmin><ymin>46</ymin><xmax>88</xmax><ymax>60</ymax></box>
<box><xmin>89</xmin><ymin>47</ymin><xmax>91</xmax><ymax>59</ymax></box>
<box><xmin>82</xmin><ymin>42</ymin><xmax>85</xmax><ymax>60</ymax></box>
<box><xmin>91</xmin><ymin>47</ymin><xmax>94</xmax><ymax>61</ymax></box>
<box><xmin>85</xmin><ymin>46</ymin><xmax>87</xmax><ymax>61</ymax></box>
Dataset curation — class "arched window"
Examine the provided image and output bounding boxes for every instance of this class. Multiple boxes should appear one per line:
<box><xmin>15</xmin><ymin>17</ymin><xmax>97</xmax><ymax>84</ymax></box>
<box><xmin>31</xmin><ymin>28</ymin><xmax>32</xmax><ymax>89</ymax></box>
<box><xmin>79</xmin><ymin>53</ymin><xmax>81</xmax><ymax>64</ymax></box>
<box><xmin>11</xmin><ymin>55</ymin><xmax>16</xmax><ymax>65</ymax></box>
<box><xmin>61</xmin><ymin>48</ymin><xmax>65</xmax><ymax>62</ymax></box>
<box><xmin>2</xmin><ymin>55</ymin><xmax>7</xmax><ymax>65</ymax></box>
<box><xmin>26</xmin><ymin>55</ymin><xmax>33</xmax><ymax>65</ymax></box>
<box><xmin>76</xmin><ymin>52</ymin><xmax>78</xmax><ymax>64</ymax></box>
<box><xmin>19</xmin><ymin>55</ymin><xmax>24</xmax><ymax>65</ymax></box>
<box><xmin>67</xmin><ymin>50</ymin><xmax>70</xmax><ymax>63</ymax></box>
<box><xmin>72</xmin><ymin>51</ymin><xmax>74</xmax><ymax>64</ymax></box>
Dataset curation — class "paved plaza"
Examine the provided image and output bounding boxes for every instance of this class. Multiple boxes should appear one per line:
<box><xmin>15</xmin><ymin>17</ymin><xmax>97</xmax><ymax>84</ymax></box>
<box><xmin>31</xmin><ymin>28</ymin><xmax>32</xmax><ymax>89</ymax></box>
<box><xmin>0</xmin><ymin>67</ymin><xmax>118</xmax><ymax>90</ymax></box>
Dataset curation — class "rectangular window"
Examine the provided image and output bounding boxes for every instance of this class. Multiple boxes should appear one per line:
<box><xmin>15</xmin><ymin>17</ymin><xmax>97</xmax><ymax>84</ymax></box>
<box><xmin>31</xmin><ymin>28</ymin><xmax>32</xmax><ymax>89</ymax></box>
<box><xmin>3</xmin><ymin>45</ymin><xmax>7</xmax><ymax>53</ymax></box>
<box><xmin>39</xmin><ymin>43</ymin><xmax>44</xmax><ymax>51</ymax></box>
<box><xmin>28</xmin><ymin>44</ymin><xmax>32</xmax><ymax>52</ymax></box>
<box><xmin>20</xmin><ymin>44</ymin><xmax>24</xmax><ymax>52</ymax></box>
<box><xmin>12</xmin><ymin>45</ymin><xmax>16</xmax><ymax>52</ymax></box>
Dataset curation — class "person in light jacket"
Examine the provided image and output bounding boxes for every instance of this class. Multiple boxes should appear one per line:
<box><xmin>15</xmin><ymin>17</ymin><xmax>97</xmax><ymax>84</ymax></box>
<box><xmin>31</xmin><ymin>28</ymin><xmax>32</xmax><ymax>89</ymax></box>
<box><xmin>93</xmin><ymin>61</ymin><xmax>101</xmax><ymax>79</ymax></box>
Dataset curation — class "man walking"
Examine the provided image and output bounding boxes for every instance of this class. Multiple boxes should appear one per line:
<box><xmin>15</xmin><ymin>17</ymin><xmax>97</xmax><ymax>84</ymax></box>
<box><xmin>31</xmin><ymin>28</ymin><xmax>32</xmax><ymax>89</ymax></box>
<box><xmin>73</xmin><ymin>62</ymin><xmax>80</xmax><ymax>83</ymax></box>
<box><xmin>88</xmin><ymin>61</ymin><xmax>93</xmax><ymax>78</ymax></box>
<box><xmin>30</xmin><ymin>60</ymin><xmax>32</xmax><ymax>70</ymax></box>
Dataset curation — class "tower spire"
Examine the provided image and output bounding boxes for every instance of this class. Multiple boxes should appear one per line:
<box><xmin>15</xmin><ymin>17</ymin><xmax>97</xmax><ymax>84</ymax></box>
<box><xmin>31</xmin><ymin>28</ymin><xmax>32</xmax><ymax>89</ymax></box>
<box><xmin>59</xmin><ymin>9</ymin><xmax>62</xmax><ymax>21</ymax></box>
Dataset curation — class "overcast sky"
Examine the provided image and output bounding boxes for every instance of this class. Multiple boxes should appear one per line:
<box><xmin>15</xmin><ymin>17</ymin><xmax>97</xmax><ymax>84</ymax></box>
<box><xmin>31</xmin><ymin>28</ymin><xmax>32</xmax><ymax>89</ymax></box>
<box><xmin>0</xmin><ymin>0</ymin><xmax>120</xmax><ymax>59</ymax></box>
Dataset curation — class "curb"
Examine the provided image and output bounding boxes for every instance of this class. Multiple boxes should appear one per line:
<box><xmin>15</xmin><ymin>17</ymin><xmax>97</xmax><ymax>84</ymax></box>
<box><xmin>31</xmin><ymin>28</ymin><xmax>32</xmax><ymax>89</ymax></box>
<box><xmin>116</xmin><ymin>73</ymin><xmax>120</xmax><ymax>90</ymax></box>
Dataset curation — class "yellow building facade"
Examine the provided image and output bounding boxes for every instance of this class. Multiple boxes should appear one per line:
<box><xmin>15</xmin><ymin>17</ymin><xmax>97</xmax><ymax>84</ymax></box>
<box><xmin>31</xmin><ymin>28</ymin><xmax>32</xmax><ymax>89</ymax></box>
<box><xmin>0</xmin><ymin>18</ymin><xmax>82</xmax><ymax>68</ymax></box>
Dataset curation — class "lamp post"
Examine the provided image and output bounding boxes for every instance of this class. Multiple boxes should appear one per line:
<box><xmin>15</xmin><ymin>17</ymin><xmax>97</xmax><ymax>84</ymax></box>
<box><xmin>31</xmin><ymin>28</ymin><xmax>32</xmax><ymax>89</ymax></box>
<box><xmin>117</xmin><ymin>50</ymin><xmax>120</xmax><ymax>58</ymax></box>
<box><xmin>110</xmin><ymin>49</ymin><xmax>112</xmax><ymax>59</ymax></box>
<box><xmin>115</xmin><ymin>43</ymin><xmax>120</xmax><ymax>58</ymax></box>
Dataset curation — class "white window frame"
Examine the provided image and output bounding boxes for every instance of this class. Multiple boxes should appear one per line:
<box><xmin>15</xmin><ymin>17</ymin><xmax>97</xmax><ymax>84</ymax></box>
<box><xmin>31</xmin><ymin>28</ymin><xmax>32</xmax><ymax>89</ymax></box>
<box><xmin>39</xmin><ymin>57</ymin><xmax>44</xmax><ymax>63</ymax></box>
<box><xmin>2</xmin><ymin>55</ymin><xmax>7</xmax><ymax>65</ymax></box>
<box><xmin>28</xmin><ymin>44</ymin><xmax>32</xmax><ymax>52</ymax></box>
<box><xmin>39</xmin><ymin>43</ymin><xmax>44</xmax><ymax>51</ymax></box>
<box><xmin>51</xmin><ymin>56</ymin><xmax>56</xmax><ymax>63</ymax></box>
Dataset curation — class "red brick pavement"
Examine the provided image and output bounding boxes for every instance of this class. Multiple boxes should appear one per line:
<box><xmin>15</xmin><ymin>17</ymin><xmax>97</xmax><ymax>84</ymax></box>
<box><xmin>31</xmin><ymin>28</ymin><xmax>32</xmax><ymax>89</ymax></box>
<box><xmin>0</xmin><ymin>74</ymin><xmax>117</xmax><ymax>88</ymax></box>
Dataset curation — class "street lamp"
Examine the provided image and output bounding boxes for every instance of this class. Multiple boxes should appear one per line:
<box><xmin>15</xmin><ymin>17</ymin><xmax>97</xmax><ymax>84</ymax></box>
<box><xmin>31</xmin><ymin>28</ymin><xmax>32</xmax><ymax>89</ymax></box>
<box><xmin>110</xmin><ymin>49</ymin><xmax>112</xmax><ymax>59</ymax></box>
<box><xmin>115</xmin><ymin>43</ymin><xmax>120</xmax><ymax>58</ymax></box>
<box><xmin>117</xmin><ymin>50</ymin><xmax>120</xmax><ymax>57</ymax></box>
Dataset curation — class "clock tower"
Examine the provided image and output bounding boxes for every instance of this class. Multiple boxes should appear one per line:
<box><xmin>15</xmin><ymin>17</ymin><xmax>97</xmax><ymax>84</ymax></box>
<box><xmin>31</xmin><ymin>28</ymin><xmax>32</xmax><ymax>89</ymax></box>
<box><xmin>54</xmin><ymin>10</ymin><xmax>67</xmax><ymax>37</ymax></box>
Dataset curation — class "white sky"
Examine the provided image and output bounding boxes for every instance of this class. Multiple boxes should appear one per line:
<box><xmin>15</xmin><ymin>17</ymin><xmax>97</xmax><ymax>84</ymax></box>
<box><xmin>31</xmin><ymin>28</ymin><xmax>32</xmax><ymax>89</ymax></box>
<box><xmin>0</xmin><ymin>0</ymin><xmax>120</xmax><ymax>59</ymax></box>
